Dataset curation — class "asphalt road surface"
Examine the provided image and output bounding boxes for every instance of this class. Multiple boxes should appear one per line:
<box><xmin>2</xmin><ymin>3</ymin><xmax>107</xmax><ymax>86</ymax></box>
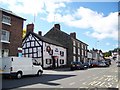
<box><xmin>2</xmin><ymin>60</ymin><xmax>119</xmax><ymax>90</ymax></box>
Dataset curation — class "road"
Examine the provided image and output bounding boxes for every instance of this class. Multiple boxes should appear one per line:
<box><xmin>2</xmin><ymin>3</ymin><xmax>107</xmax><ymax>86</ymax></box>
<box><xmin>2</xmin><ymin>60</ymin><xmax>119</xmax><ymax>90</ymax></box>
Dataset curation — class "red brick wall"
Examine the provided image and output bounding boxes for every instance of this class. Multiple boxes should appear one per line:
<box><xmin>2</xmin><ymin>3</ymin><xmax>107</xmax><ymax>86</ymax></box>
<box><xmin>2</xmin><ymin>12</ymin><xmax>24</xmax><ymax>56</ymax></box>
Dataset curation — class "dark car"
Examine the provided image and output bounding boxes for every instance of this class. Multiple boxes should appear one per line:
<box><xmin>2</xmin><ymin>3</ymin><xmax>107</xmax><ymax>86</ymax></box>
<box><xmin>70</xmin><ymin>61</ymin><xmax>84</xmax><ymax>70</ymax></box>
<box><xmin>83</xmin><ymin>62</ymin><xmax>89</xmax><ymax>69</ymax></box>
<box><xmin>105</xmin><ymin>59</ymin><xmax>111</xmax><ymax>65</ymax></box>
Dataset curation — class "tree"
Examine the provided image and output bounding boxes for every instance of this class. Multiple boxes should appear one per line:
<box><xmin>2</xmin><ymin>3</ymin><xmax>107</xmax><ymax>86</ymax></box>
<box><xmin>22</xmin><ymin>29</ymin><xmax>26</xmax><ymax>38</ymax></box>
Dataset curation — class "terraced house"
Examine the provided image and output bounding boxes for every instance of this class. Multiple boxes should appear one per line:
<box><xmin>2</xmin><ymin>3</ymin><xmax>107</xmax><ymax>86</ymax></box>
<box><xmin>44</xmin><ymin>24</ymin><xmax>88</xmax><ymax>67</ymax></box>
<box><xmin>0</xmin><ymin>8</ymin><xmax>25</xmax><ymax>57</ymax></box>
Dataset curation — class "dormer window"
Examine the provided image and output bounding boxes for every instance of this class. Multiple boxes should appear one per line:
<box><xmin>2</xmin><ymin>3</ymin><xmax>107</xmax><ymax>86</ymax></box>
<box><xmin>2</xmin><ymin>15</ymin><xmax>11</xmax><ymax>25</ymax></box>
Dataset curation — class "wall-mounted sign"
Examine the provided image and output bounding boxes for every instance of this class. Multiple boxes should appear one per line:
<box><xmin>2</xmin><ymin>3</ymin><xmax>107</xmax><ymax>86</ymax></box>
<box><xmin>46</xmin><ymin>46</ymin><xmax>51</xmax><ymax>52</ymax></box>
<box><xmin>55</xmin><ymin>48</ymin><xmax>58</xmax><ymax>52</ymax></box>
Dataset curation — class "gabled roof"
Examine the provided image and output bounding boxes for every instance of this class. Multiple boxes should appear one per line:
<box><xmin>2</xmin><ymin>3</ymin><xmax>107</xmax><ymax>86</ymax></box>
<box><xmin>23</xmin><ymin>31</ymin><xmax>66</xmax><ymax>48</ymax></box>
<box><xmin>45</xmin><ymin>27</ymin><xmax>88</xmax><ymax>46</ymax></box>
<box><xmin>0</xmin><ymin>8</ymin><xmax>26</xmax><ymax>20</ymax></box>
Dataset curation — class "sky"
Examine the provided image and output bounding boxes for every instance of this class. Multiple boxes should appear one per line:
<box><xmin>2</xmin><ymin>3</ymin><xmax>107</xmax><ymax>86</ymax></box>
<box><xmin>0</xmin><ymin>0</ymin><xmax>119</xmax><ymax>52</ymax></box>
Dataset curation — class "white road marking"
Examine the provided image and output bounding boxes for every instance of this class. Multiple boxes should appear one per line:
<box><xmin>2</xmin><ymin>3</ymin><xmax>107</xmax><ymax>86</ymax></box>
<box><xmin>69</xmin><ymin>82</ymin><xmax>75</xmax><ymax>85</ymax></box>
<box><xmin>82</xmin><ymin>82</ymin><xmax>87</xmax><ymax>85</ymax></box>
<box><xmin>89</xmin><ymin>81</ymin><xmax>97</xmax><ymax>86</ymax></box>
<box><xmin>116</xmin><ymin>84</ymin><xmax>118</xmax><ymax>88</ymax></box>
<box><xmin>94</xmin><ymin>81</ymin><xmax>101</xmax><ymax>86</ymax></box>
<box><xmin>98</xmin><ymin>77</ymin><xmax>104</xmax><ymax>80</ymax></box>
<box><xmin>105</xmin><ymin>82</ymin><xmax>113</xmax><ymax>87</ymax></box>
<box><xmin>99</xmin><ymin>82</ymin><xmax>105</xmax><ymax>87</ymax></box>
<box><xmin>60</xmin><ymin>86</ymin><xmax>63</xmax><ymax>88</ymax></box>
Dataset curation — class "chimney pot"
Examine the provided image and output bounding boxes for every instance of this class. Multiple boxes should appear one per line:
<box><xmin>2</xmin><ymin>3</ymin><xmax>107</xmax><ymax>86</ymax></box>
<box><xmin>70</xmin><ymin>32</ymin><xmax>76</xmax><ymax>39</ymax></box>
<box><xmin>38</xmin><ymin>31</ymin><xmax>42</xmax><ymax>36</ymax></box>
<box><xmin>26</xmin><ymin>23</ymin><xmax>34</xmax><ymax>34</ymax></box>
<box><xmin>54</xmin><ymin>24</ymin><xmax>60</xmax><ymax>30</ymax></box>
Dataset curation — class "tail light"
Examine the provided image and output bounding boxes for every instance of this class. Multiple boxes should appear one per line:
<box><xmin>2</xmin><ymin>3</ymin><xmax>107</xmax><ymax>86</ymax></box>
<box><xmin>10</xmin><ymin>67</ymin><xmax>13</xmax><ymax>71</ymax></box>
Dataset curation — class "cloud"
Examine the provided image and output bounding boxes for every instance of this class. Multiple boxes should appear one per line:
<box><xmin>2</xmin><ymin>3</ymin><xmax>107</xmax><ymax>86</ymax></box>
<box><xmin>0</xmin><ymin>0</ymin><xmax>68</xmax><ymax>15</ymax></box>
<box><xmin>0</xmin><ymin>0</ymin><xmax>118</xmax><ymax>40</ymax></box>
<box><xmin>42</xmin><ymin>6</ymin><xmax>118</xmax><ymax>40</ymax></box>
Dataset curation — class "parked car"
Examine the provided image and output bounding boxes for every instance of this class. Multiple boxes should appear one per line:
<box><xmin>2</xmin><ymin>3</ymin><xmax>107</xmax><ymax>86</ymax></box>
<box><xmin>89</xmin><ymin>61</ymin><xmax>99</xmax><ymax>67</ymax></box>
<box><xmin>70</xmin><ymin>61</ymin><xmax>84</xmax><ymax>70</ymax></box>
<box><xmin>98</xmin><ymin>61</ymin><xmax>109</xmax><ymax>67</ymax></box>
<box><xmin>105</xmin><ymin>59</ymin><xmax>111</xmax><ymax>65</ymax></box>
<box><xmin>83</xmin><ymin>62</ymin><xmax>89</xmax><ymax>69</ymax></box>
<box><xmin>116</xmin><ymin>61</ymin><xmax>120</xmax><ymax>67</ymax></box>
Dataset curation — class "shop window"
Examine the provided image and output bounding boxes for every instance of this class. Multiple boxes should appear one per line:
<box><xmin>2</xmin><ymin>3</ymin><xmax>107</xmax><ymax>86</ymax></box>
<box><xmin>60</xmin><ymin>59</ymin><xmax>64</xmax><ymax>64</ymax></box>
<box><xmin>46</xmin><ymin>59</ymin><xmax>52</xmax><ymax>64</ymax></box>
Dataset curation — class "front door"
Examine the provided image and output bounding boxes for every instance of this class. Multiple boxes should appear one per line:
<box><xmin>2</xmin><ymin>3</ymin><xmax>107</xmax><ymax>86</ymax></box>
<box><xmin>52</xmin><ymin>56</ymin><xmax>58</xmax><ymax>68</ymax></box>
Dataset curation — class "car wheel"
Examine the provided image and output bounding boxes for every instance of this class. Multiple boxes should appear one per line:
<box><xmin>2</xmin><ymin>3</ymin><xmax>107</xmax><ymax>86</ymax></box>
<box><xmin>37</xmin><ymin>70</ymin><xmax>42</xmax><ymax>76</ymax></box>
<box><xmin>16</xmin><ymin>72</ymin><xmax>22</xmax><ymax>79</ymax></box>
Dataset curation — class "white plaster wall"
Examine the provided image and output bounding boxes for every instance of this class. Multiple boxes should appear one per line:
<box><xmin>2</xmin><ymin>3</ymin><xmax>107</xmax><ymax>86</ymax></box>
<box><xmin>43</xmin><ymin>42</ymin><xmax>66</xmax><ymax>68</ymax></box>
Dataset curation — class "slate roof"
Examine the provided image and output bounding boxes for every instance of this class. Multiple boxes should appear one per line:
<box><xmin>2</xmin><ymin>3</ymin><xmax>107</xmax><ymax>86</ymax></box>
<box><xmin>45</xmin><ymin>27</ymin><xmax>88</xmax><ymax>46</ymax></box>
<box><xmin>23</xmin><ymin>31</ymin><xmax>66</xmax><ymax>48</ymax></box>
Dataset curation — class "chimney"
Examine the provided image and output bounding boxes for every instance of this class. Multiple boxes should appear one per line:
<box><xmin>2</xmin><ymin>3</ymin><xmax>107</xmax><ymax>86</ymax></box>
<box><xmin>54</xmin><ymin>24</ymin><xmax>60</xmax><ymax>30</ymax></box>
<box><xmin>38</xmin><ymin>31</ymin><xmax>42</xmax><ymax>36</ymax></box>
<box><xmin>26</xmin><ymin>23</ymin><xmax>34</xmax><ymax>34</ymax></box>
<box><xmin>70</xmin><ymin>32</ymin><xmax>76</xmax><ymax>39</ymax></box>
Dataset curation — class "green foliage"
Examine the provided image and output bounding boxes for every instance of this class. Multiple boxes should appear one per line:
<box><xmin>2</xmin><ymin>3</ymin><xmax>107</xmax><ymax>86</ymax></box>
<box><xmin>104</xmin><ymin>47</ymin><xmax>120</xmax><ymax>57</ymax></box>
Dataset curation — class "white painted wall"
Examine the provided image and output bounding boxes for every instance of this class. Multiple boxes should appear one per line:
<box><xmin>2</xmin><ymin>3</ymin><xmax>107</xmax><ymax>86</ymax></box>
<box><xmin>87</xmin><ymin>52</ymin><xmax>92</xmax><ymax>59</ymax></box>
<box><xmin>43</xmin><ymin>42</ymin><xmax>66</xmax><ymax>68</ymax></box>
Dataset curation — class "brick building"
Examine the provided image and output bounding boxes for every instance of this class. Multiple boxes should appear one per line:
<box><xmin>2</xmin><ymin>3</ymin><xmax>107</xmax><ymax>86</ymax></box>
<box><xmin>44</xmin><ymin>24</ymin><xmax>88</xmax><ymax>67</ymax></box>
<box><xmin>0</xmin><ymin>8</ymin><xmax>26</xmax><ymax>57</ymax></box>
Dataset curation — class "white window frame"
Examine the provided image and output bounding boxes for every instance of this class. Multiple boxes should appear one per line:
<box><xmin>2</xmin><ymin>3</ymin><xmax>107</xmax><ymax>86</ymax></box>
<box><xmin>78</xmin><ymin>43</ymin><xmax>80</xmax><ymax>47</ymax></box>
<box><xmin>82</xmin><ymin>50</ymin><xmax>84</xmax><ymax>56</ymax></box>
<box><xmin>1</xmin><ymin>30</ymin><xmax>10</xmax><ymax>43</ymax></box>
<box><xmin>81</xmin><ymin>44</ymin><xmax>84</xmax><ymax>49</ymax></box>
<box><xmin>73</xmin><ymin>47</ymin><xmax>76</xmax><ymax>54</ymax></box>
<box><xmin>2</xmin><ymin>15</ymin><xmax>11</xmax><ymax>25</ymax></box>
<box><xmin>78</xmin><ymin>57</ymin><xmax>80</xmax><ymax>62</ymax></box>
<box><xmin>73</xmin><ymin>56</ymin><xmax>76</xmax><ymax>62</ymax></box>
<box><xmin>78</xmin><ymin>48</ymin><xmax>79</xmax><ymax>55</ymax></box>
<box><xmin>73</xmin><ymin>41</ymin><xmax>76</xmax><ymax>46</ymax></box>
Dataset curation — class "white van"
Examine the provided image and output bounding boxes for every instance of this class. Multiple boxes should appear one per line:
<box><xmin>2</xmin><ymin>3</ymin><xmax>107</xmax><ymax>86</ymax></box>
<box><xmin>0</xmin><ymin>57</ymin><xmax>43</xmax><ymax>79</ymax></box>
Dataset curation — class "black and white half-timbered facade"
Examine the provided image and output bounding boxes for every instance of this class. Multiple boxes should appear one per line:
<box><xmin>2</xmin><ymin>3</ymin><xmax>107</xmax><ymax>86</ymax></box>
<box><xmin>22</xmin><ymin>31</ymin><xmax>67</xmax><ymax>68</ymax></box>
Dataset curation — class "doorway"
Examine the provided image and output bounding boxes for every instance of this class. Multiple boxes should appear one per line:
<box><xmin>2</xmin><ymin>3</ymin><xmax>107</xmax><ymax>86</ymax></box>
<box><xmin>52</xmin><ymin>56</ymin><xmax>58</xmax><ymax>68</ymax></box>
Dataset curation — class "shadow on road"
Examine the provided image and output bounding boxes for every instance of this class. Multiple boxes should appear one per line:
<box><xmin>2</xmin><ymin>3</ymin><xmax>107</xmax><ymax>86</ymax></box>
<box><xmin>2</xmin><ymin>74</ymin><xmax>76</xmax><ymax>89</ymax></box>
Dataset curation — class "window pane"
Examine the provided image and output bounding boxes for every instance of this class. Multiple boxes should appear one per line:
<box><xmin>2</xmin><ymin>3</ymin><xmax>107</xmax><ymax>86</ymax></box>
<box><xmin>1</xmin><ymin>30</ymin><xmax>10</xmax><ymax>42</ymax></box>
<box><xmin>2</xmin><ymin>15</ymin><xmax>11</xmax><ymax>24</ymax></box>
